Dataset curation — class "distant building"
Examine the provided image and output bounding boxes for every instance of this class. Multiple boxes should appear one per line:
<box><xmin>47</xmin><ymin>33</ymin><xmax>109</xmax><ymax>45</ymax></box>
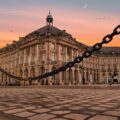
<box><xmin>0</xmin><ymin>12</ymin><xmax>120</xmax><ymax>86</ymax></box>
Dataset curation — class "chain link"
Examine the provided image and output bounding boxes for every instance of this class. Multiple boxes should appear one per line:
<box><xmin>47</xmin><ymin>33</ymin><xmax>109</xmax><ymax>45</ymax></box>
<box><xmin>0</xmin><ymin>25</ymin><xmax>120</xmax><ymax>81</ymax></box>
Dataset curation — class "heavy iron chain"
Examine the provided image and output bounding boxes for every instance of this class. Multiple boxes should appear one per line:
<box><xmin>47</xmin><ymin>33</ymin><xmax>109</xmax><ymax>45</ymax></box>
<box><xmin>0</xmin><ymin>25</ymin><xmax>120</xmax><ymax>81</ymax></box>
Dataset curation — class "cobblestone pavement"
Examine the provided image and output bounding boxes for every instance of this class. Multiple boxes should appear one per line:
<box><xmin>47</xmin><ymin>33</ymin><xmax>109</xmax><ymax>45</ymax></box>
<box><xmin>0</xmin><ymin>86</ymin><xmax>120</xmax><ymax>120</ymax></box>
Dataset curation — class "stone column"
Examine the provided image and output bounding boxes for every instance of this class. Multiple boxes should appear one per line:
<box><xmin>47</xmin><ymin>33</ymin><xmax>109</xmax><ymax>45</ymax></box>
<box><xmin>88</xmin><ymin>71</ymin><xmax>91</xmax><ymax>84</ymax></box>
<box><xmin>65</xmin><ymin>47</ymin><xmax>67</xmax><ymax>63</ymax></box>
<box><xmin>47</xmin><ymin>65</ymin><xmax>52</xmax><ymax>85</ymax></box>
<box><xmin>65</xmin><ymin>70</ymin><xmax>68</xmax><ymax>85</ymax></box>
<box><xmin>0</xmin><ymin>72</ymin><xmax>2</xmax><ymax>85</ymax></box>
<box><xmin>36</xmin><ymin>44</ymin><xmax>40</xmax><ymax>64</ymax></box>
<box><xmin>56</xmin><ymin>72</ymin><xmax>60</xmax><ymax>85</ymax></box>
<box><xmin>57</xmin><ymin>44</ymin><xmax>61</xmax><ymax>64</ymax></box>
<box><xmin>22</xmin><ymin>69</ymin><xmax>25</xmax><ymax>86</ymax></box>
<box><xmin>72</xmin><ymin>68</ymin><xmax>75</xmax><ymax>85</ymax></box>
<box><xmin>59</xmin><ymin>72</ymin><xmax>63</xmax><ymax>85</ymax></box>
<box><xmin>46</xmin><ymin>42</ymin><xmax>49</xmax><ymax>64</ymax></box>
<box><xmin>77</xmin><ymin>68</ymin><xmax>79</xmax><ymax>85</ymax></box>
<box><xmin>29</xmin><ymin>47</ymin><xmax>32</xmax><ymax>65</ymax></box>
<box><xmin>106</xmin><ymin>65</ymin><xmax>109</xmax><ymax>84</ymax></box>
<box><xmin>98</xmin><ymin>65</ymin><xmax>101</xmax><ymax>83</ymax></box>
<box><xmin>34</xmin><ymin>67</ymin><xmax>39</xmax><ymax>85</ymax></box>
<box><xmin>79</xmin><ymin>71</ymin><xmax>82</xmax><ymax>84</ymax></box>
<box><xmin>6</xmin><ymin>76</ymin><xmax>9</xmax><ymax>86</ymax></box>
<box><xmin>19</xmin><ymin>51</ymin><xmax>21</xmax><ymax>65</ymax></box>
<box><xmin>23</xmin><ymin>49</ymin><xmax>26</xmax><ymax>65</ymax></box>
<box><xmin>84</xmin><ymin>69</ymin><xmax>86</xmax><ymax>84</ymax></box>
<box><xmin>71</xmin><ymin>49</ymin><xmax>73</xmax><ymax>61</ymax></box>
<box><xmin>2</xmin><ymin>73</ymin><xmax>5</xmax><ymax>86</ymax></box>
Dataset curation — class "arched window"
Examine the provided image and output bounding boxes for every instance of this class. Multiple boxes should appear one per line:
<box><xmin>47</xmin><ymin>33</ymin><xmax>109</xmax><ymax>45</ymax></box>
<box><xmin>50</xmin><ymin>42</ymin><xmax>55</xmax><ymax>50</ymax></box>
<box><xmin>41</xmin><ymin>52</ymin><xmax>46</xmax><ymax>62</ymax></box>
<box><xmin>61</xmin><ymin>46</ymin><xmax>65</xmax><ymax>63</ymax></box>
<box><xmin>26</xmin><ymin>47</ymin><xmax>30</xmax><ymax>56</ymax></box>
<box><xmin>24</xmin><ymin>69</ymin><xmax>28</xmax><ymax>78</ymax></box>
<box><xmin>19</xmin><ymin>69</ymin><xmax>23</xmax><ymax>77</ymax></box>
<box><xmin>51</xmin><ymin>52</ymin><xmax>55</xmax><ymax>61</ymax></box>
<box><xmin>41</xmin><ymin>67</ymin><xmax>45</xmax><ymax>75</ymax></box>
<box><xmin>74</xmin><ymin>69</ymin><xmax>78</xmax><ymax>84</ymax></box>
<box><xmin>30</xmin><ymin>68</ymin><xmax>35</xmax><ymax>77</ymax></box>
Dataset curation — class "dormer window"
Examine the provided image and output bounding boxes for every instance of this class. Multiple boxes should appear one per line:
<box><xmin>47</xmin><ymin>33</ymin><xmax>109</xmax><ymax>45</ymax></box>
<box><xmin>112</xmin><ymin>51</ymin><xmax>115</xmax><ymax>54</ymax></box>
<box><xmin>100</xmin><ymin>51</ymin><xmax>103</xmax><ymax>54</ymax></box>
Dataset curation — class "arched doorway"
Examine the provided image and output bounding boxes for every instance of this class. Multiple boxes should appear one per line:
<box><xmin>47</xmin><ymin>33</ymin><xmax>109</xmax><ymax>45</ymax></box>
<box><xmin>19</xmin><ymin>69</ymin><xmax>23</xmax><ymax>85</ymax></box>
<box><xmin>25</xmin><ymin>69</ymin><xmax>28</xmax><ymax>78</ymax></box>
<box><xmin>41</xmin><ymin>66</ymin><xmax>45</xmax><ymax>85</ymax></box>
<box><xmin>74</xmin><ymin>69</ymin><xmax>79</xmax><ymax>85</ymax></box>
<box><xmin>30</xmin><ymin>68</ymin><xmax>35</xmax><ymax>85</ymax></box>
<box><xmin>52</xmin><ymin>66</ymin><xmax>56</xmax><ymax>85</ymax></box>
<box><xmin>24</xmin><ymin>68</ymin><xmax>28</xmax><ymax>85</ymax></box>
<box><xmin>86</xmin><ymin>69</ymin><xmax>89</xmax><ymax>83</ymax></box>
<box><xmin>19</xmin><ymin>69</ymin><xmax>23</xmax><ymax>77</ymax></box>
<box><xmin>68</xmin><ymin>69</ymin><xmax>72</xmax><ymax>85</ymax></box>
<box><xmin>4</xmin><ymin>73</ymin><xmax>7</xmax><ymax>85</ymax></box>
<box><xmin>12</xmin><ymin>72</ymin><xmax>15</xmax><ymax>85</ymax></box>
<box><xmin>1</xmin><ymin>72</ymin><xmax>4</xmax><ymax>85</ymax></box>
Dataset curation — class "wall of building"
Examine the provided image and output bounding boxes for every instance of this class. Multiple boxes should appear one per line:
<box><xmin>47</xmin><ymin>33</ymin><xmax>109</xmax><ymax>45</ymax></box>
<box><xmin>0</xmin><ymin>36</ymin><xmax>120</xmax><ymax>86</ymax></box>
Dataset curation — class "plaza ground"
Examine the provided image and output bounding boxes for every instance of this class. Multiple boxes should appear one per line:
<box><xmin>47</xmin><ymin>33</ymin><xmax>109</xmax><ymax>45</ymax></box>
<box><xmin>0</xmin><ymin>85</ymin><xmax>120</xmax><ymax>120</ymax></box>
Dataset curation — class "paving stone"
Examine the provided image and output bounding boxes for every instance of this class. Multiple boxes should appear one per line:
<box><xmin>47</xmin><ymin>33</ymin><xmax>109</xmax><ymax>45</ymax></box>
<box><xmin>89</xmin><ymin>115</ymin><xmax>118</xmax><ymax>120</ymax></box>
<box><xmin>51</xmin><ymin>118</ymin><xmax>67</xmax><ymax>120</ymax></box>
<box><xmin>89</xmin><ymin>106</ymin><xmax>107</xmax><ymax>111</ymax></box>
<box><xmin>81</xmin><ymin>104</ymin><xmax>91</xmax><ymax>107</ymax></box>
<box><xmin>103</xmin><ymin>110</ymin><xmax>120</xmax><ymax>117</ymax></box>
<box><xmin>1</xmin><ymin>87</ymin><xmax>120</xmax><ymax>120</ymax></box>
<box><xmin>64</xmin><ymin>113</ymin><xmax>89</xmax><ymax>120</ymax></box>
<box><xmin>0</xmin><ymin>106</ymin><xmax>6</xmax><ymax>109</ymax></box>
<box><xmin>0</xmin><ymin>107</ymin><xmax>16</xmax><ymax>111</ymax></box>
<box><xmin>98</xmin><ymin>104</ymin><xmax>114</xmax><ymax>108</ymax></box>
<box><xmin>68</xmin><ymin>106</ymin><xmax>83</xmax><ymax>110</ymax></box>
<box><xmin>0</xmin><ymin>107</ymin><xmax>10</xmax><ymax>111</ymax></box>
<box><xmin>32</xmin><ymin>108</ymin><xmax>50</xmax><ymax>113</ymax></box>
<box><xmin>7</xmin><ymin>103</ymin><xmax>21</xmax><ymax>107</ymax></box>
<box><xmin>14</xmin><ymin>111</ymin><xmax>36</xmax><ymax>117</ymax></box>
<box><xmin>28</xmin><ymin>113</ymin><xmax>56</xmax><ymax>120</ymax></box>
<box><xmin>51</xmin><ymin>106</ymin><xmax>63</xmax><ymax>110</ymax></box>
<box><xmin>24</xmin><ymin>106</ymin><xmax>37</xmax><ymax>110</ymax></box>
<box><xmin>4</xmin><ymin>108</ymin><xmax>25</xmax><ymax>114</ymax></box>
<box><xmin>50</xmin><ymin>110</ymin><xmax>71</xmax><ymax>115</ymax></box>
<box><xmin>81</xmin><ymin>110</ymin><xmax>97</xmax><ymax>115</ymax></box>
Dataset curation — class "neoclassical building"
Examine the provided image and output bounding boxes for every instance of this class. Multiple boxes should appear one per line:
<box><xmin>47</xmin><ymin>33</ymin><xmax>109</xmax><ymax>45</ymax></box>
<box><xmin>0</xmin><ymin>12</ymin><xmax>120</xmax><ymax>86</ymax></box>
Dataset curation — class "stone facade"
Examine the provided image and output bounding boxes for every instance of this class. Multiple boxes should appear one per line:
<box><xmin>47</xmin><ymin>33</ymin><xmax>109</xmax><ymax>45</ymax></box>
<box><xmin>0</xmin><ymin>13</ymin><xmax>120</xmax><ymax>86</ymax></box>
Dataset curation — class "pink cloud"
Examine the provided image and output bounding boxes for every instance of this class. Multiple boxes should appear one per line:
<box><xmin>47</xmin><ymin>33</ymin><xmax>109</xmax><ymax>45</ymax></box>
<box><xmin>0</xmin><ymin>6</ymin><xmax>119</xmax><ymax>48</ymax></box>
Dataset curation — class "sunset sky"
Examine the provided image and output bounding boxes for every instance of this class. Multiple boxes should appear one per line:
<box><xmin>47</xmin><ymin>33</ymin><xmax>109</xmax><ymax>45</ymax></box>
<box><xmin>0</xmin><ymin>0</ymin><xmax>120</xmax><ymax>48</ymax></box>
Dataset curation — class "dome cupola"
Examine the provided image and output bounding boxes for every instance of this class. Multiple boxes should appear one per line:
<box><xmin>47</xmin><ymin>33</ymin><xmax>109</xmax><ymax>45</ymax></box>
<box><xmin>46</xmin><ymin>11</ymin><xmax>53</xmax><ymax>26</ymax></box>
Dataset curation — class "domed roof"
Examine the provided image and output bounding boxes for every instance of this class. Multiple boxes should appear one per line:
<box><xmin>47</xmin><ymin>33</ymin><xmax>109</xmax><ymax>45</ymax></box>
<box><xmin>46</xmin><ymin>11</ymin><xmax>53</xmax><ymax>24</ymax></box>
<box><xmin>47</xmin><ymin>13</ymin><xmax>53</xmax><ymax>19</ymax></box>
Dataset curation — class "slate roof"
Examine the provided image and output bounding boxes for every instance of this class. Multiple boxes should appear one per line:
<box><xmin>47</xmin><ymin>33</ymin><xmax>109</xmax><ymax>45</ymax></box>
<box><xmin>0</xmin><ymin>25</ymin><xmax>119</xmax><ymax>55</ymax></box>
<box><xmin>99</xmin><ymin>47</ymin><xmax>120</xmax><ymax>55</ymax></box>
<box><xmin>26</xmin><ymin>25</ymin><xmax>70</xmax><ymax>37</ymax></box>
